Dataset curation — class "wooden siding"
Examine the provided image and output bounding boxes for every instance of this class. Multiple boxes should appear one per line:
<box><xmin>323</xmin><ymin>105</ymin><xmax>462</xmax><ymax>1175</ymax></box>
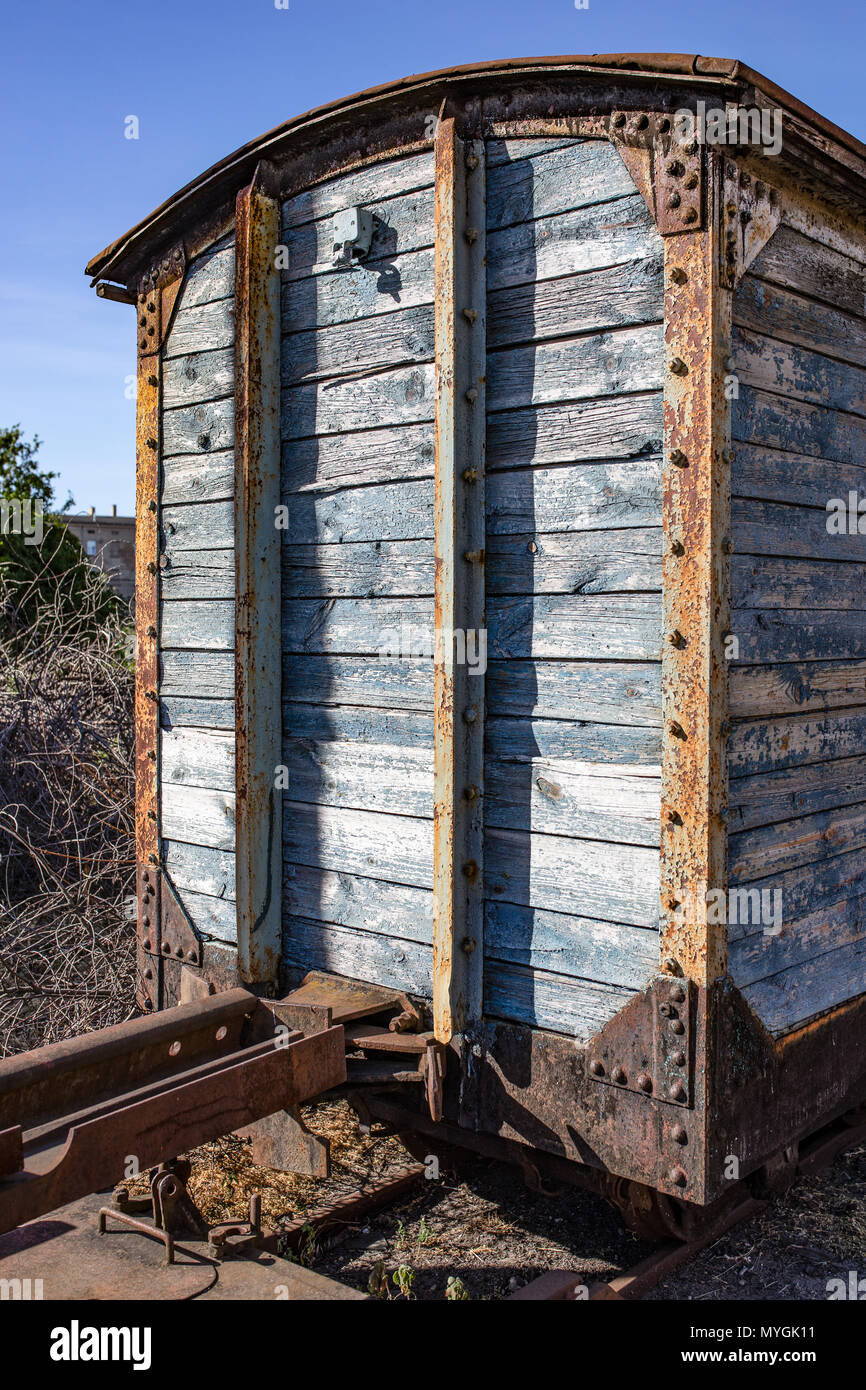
<box><xmin>480</xmin><ymin>138</ymin><xmax>664</xmax><ymax>1037</ymax></box>
<box><xmin>728</xmin><ymin>224</ymin><xmax>866</xmax><ymax>1034</ymax></box>
<box><xmin>159</xmin><ymin>234</ymin><xmax>238</xmax><ymax>943</ymax></box>
<box><xmin>278</xmin><ymin>140</ymin><xmax>665</xmax><ymax>1033</ymax></box>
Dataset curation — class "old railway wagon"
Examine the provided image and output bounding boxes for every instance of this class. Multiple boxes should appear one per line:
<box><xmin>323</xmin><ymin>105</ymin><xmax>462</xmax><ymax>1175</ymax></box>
<box><xmin>88</xmin><ymin>53</ymin><xmax>866</xmax><ymax>1228</ymax></box>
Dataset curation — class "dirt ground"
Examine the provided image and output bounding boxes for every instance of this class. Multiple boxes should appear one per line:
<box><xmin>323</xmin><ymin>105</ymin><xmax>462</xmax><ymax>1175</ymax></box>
<box><xmin>174</xmin><ymin>1100</ymin><xmax>866</xmax><ymax>1301</ymax></box>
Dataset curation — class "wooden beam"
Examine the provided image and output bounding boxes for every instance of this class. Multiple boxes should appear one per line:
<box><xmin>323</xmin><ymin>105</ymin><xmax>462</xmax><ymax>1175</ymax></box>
<box><xmin>432</xmin><ymin>120</ymin><xmax>487</xmax><ymax>1044</ymax></box>
<box><xmin>234</xmin><ymin>164</ymin><xmax>282</xmax><ymax>985</ymax></box>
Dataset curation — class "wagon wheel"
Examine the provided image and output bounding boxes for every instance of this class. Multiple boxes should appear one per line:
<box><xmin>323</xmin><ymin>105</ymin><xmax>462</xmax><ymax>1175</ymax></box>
<box><xmin>603</xmin><ymin>1177</ymin><xmax>691</xmax><ymax>1242</ymax></box>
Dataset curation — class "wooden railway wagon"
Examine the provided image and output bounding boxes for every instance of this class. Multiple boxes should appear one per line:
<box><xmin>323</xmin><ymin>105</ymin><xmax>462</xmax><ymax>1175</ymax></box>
<box><xmin>88</xmin><ymin>53</ymin><xmax>866</xmax><ymax>1228</ymax></box>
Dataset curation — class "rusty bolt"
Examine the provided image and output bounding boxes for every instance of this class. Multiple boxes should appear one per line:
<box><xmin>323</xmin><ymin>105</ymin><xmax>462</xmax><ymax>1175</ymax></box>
<box><xmin>670</xmin><ymin>1083</ymin><xmax>688</xmax><ymax>1103</ymax></box>
<box><xmin>669</xmin><ymin>266</ymin><xmax>688</xmax><ymax>285</ymax></box>
<box><xmin>637</xmin><ymin>1074</ymin><xmax>652</xmax><ymax>1094</ymax></box>
<box><xmin>671</xmin><ymin>538</ymin><xmax>685</xmax><ymax>557</ymax></box>
<box><xmin>611</xmin><ymin>112</ymin><xmax>626</xmax><ymax>127</ymax></box>
<box><xmin>462</xmin><ymin>859</ymin><xmax>479</xmax><ymax>880</ymax></box>
<box><xmin>464</xmin><ymin>549</ymin><xmax>483</xmax><ymax>563</ymax></box>
<box><xmin>146</xmin><ymin>437</ymin><xmax>158</xmax><ymax>450</ymax></box>
<box><xmin>147</xmin><ymin>499</ymin><xmax>157</xmax><ymax>512</ymax></box>
<box><xmin>612</xmin><ymin>1066</ymin><xmax>627</xmax><ymax>1084</ymax></box>
<box><xmin>684</xmin><ymin>208</ymin><xmax>698</xmax><ymax>223</ymax></box>
<box><xmin>667</xmin><ymin>630</ymin><xmax>686</xmax><ymax>649</ymax></box>
<box><xmin>465</xmin><ymin>152</ymin><xmax>479</xmax><ymax>171</ymax></box>
<box><xmin>462</xmin><ymin>308</ymin><xmax>478</xmax><ymax>323</ymax></box>
<box><xmin>670</xmin><ymin>1019</ymin><xmax>686</xmax><ymax>1036</ymax></box>
<box><xmin>464</xmin><ymin>226</ymin><xmax>479</xmax><ymax>243</ymax></box>
<box><xmin>462</xmin><ymin>467</ymin><xmax>479</xmax><ymax>483</ymax></box>
<box><xmin>670</xmin><ymin>986</ymin><xmax>686</xmax><ymax>1004</ymax></box>
<box><xmin>464</xmin><ymin>785</ymin><xmax>479</xmax><ymax>801</ymax></box>
<box><xmin>668</xmin><ymin>1167</ymin><xmax>688</xmax><ymax>1188</ymax></box>
<box><xmin>669</xmin><ymin>719</ymin><xmax>687</xmax><ymax>740</ymax></box>
<box><xmin>672</xmin><ymin>1124</ymin><xmax>688</xmax><ymax>1145</ymax></box>
<box><xmin>659</xmin><ymin>1002</ymin><xmax>674</xmax><ymax>1018</ymax></box>
<box><xmin>663</xmin><ymin>957</ymin><xmax>680</xmax><ymax>975</ymax></box>
<box><xmin>668</xmin><ymin>192</ymin><xmax>682</xmax><ymax>210</ymax></box>
<box><xmin>589</xmin><ymin>1059</ymin><xmax>605</xmax><ymax>1076</ymax></box>
<box><xmin>669</xmin><ymin>448</ymin><xmax>688</xmax><ymax>467</ymax></box>
<box><xmin>673</xmin><ymin>1049</ymin><xmax>687</xmax><ymax>1067</ymax></box>
<box><xmin>666</xmin><ymin>159</ymin><xmax>684</xmax><ymax>176</ymax></box>
<box><xmin>461</xmin><ymin>936</ymin><xmax>477</xmax><ymax>954</ymax></box>
<box><xmin>668</xmin><ymin>357</ymin><xmax>688</xmax><ymax>376</ymax></box>
<box><xmin>465</xmin><ymin>388</ymin><xmax>479</xmax><ymax>404</ymax></box>
<box><xmin>684</xmin><ymin>172</ymin><xmax>699</xmax><ymax>190</ymax></box>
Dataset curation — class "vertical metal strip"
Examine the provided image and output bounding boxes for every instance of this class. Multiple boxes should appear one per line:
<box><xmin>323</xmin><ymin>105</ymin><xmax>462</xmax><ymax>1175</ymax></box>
<box><xmin>135</xmin><ymin>289</ymin><xmax>163</xmax><ymax>1011</ymax></box>
<box><xmin>432</xmin><ymin>120</ymin><xmax>487</xmax><ymax>1044</ymax></box>
<box><xmin>659</xmin><ymin>151</ymin><xmax>731</xmax><ymax>990</ymax></box>
<box><xmin>234</xmin><ymin>166</ymin><xmax>282</xmax><ymax>985</ymax></box>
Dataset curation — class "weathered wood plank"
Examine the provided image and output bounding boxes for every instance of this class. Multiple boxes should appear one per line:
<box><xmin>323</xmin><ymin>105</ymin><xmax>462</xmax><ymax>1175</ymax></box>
<box><xmin>484</xmin><ymin>961</ymin><xmax>633</xmax><ymax>1038</ymax></box>
<box><xmin>282</xmin><ymin>480</ymin><xmax>433</xmax><ymax>545</ymax></box>
<box><xmin>161</xmin><ymin>500</ymin><xmax>235</xmax><ymax>552</ymax></box>
<box><xmin>163</xmin><ymin>840</ymin><xmax>235</xmax><ymax>900</ymax></box>
<box><xmin>159</xmin><ymin>649</ymin><xmax>234</xmax><ymax>698</ymax></box>
<box><xmin>488</xmin><ymin>715</ymin><xmax>662</xmax><ymax>765</ymax></box>
<box><xmin>732</xmin><ymin>443</ymin><xmax>866</xmax><ymax>509</ymax></box>
<box><xmin>162</xmin><ymin>781</ymin><xmax>235</xmax><ymax>851</ymax></box>
<box><xmin>162</xmin><ymin>397</ymin><xmax>234</xmax><ymax>458</ymax></box>
<box><xmin>161</xmin><ymin>726</ymin><xmax>235</xmax><ymax>791</ymax></box>
<box><xmin>282</xmin><ymin>654</ymin><xmax>431</xmax><ymax>711</ymax></box>
<box><xmin>729</xmin><ymin>845</ymin><xmax>866</xmax><ymax>943</ymax></box>
<box><xmin>284</xmin><ymin>362</ymin><xmax>434</xmax><ymax>439</ymax></box>
<box><xmin>732</xmin><ymin>555</ymin><xmax>866</xmax><ymax>611</ymax></box>
<box><xmin>284</xmin><ymin>539</ymin><xmax>433</xmax><ymax>598</ymax></box>
<box><xmin>283</xmin><ymin>863</ymin><xmax>432</xmax><ymax>941</ymax></box>
<box><xmin>730</xmin><ymin>893</ymin><xmax>865</xmax><ymax>992</ymax></box>
<box><xmin>486</xmin><ymin>758</ymin><xmax>661</xmax><ymax>846</ymax></box>
<box><xmin>282</xmin><ymin>917</ymin><xmax>432</xmax><ymax>998</ymax></box>
<box><xmin>730</xmin><ymin>801</ymin><xmax>866</xmax><ymax>882</ymax></box>
<box><xmin>179</xmin><ymin>888</ymin><xmax>238</xmax><ymax>944</ymax></box>
<box><xmin>285</xmin><ymin>702</ymin><xmax>431</xmax><ymax>748</ymax></box>
<box><xmin>734</xmin><ymin>273</ymin><xmax>866</xmax><ymax>370</ymax></box>
<box><xmin>748</xmin><ymin>226</ymin><xmax>866</xmax><ymax>318</ymax></box>
<box><xmin>729</xmin><ymin>709</ymin><xmax>866</xmax><ymax>775</ymax></box>
<box><xmin>486</xmin><ymin>139</ymin><xmax>638</xmax><ymax>230</ymax></box>
<box><xmin>731</xmin><ymin>498</ymin><xmax>866</xmax><ymax>563</ymax></box>
<box><xmin>283</xmin><ymin>801</ymin><xmax>432</xmax><ymax>886</ymax></box>
<box><xmin>284</xmin><ymin>734</ymin><xmax>431</xmax><ymax>816</ymax></box>
<box><xmin>729</xmin><ymin>659</ymin><xmax>866</xmax><ymax>719</ymax></box>
<box><xmin>734</xmin><ymin>327</ymin><xmax>866</xmax><ymax>419</ymax></box>
<box><xmin>162</xmin><ymin>348</ymin><xmax>234</xmax><ymax>410</ymax></box>
<box><xmin>161</xmin><ymin>696</ymin><xmax>235</xmax><ymax>731</ymax></box>
<box><xmin>486</xmin><ymin>826</ymin><xmax>659</xmax><ymax>926</ymax></box>
<box><xmin>487</xmin><ymin>194</ymin><xmax>657</xmax><ymax>291</ymax></box>
<box><xmin>731</xmin><ymin>608</ymin><xmax>866</xmax><ymax>664</ymax></box>
<box><xmin>161</xmin><ymin>548</ymin><xmax>235</xmax><ymax>600</ymax></box>
<box><xmin>282</xmin><ymin>421</ymin><xmax>434</xmax><ymax>491</ymax></box>
<box><xmin>488</xmin><ymin>258</ymin><xmax>663</xmax><ymax>350</ymax></box>
<box><xmin>742</xmin><ymin>938</ymin><xmax>866</xmax><ymax>1036</ymax></box>
<box><xmin>162</xmin><ymin>450</ymin><xmax>234</xmax><ymax>507</ymax></box>
<box><xmin>488</xmin><ymin>594</ymin><xmax>662</xmax><ymax>660</ymax></box>
<box><xmin>164</xmin><ymin>297</ymin><xmax>234</xmax><ymax>359</ymax></box>
<box><xmin>729</xmin><ymin>755</ymin><xmax>866</xmax><ymax>833</ymax></box>
<box><xmin>487</xmin><ymin>459</ymin><xmax>662</xmax><ymax>533</ymax></box>
<box><xmin>489</xmin><ymin>529</ymin><xmax>661</xmax><ymax>595</ymax></box>
<box><xmin>284</xmin><ymin>304</ymin><xmax>434</xmax><ymax>384</ymax></box>
<box><xmin>733</xmin><ymin>385</ymin><xmax>866</xmax><ymax>467</ymax></box>
<box><xmin>484</xmin><ymin>900</ymin><xmax>657</xmax><ymax>989</ymax></box>
<box><xmin>178</xmin><ymin>239</ymin><xmax>234</xmax><ymax>309</ymax></box>
<box><xmin>161</xmin><ymin>600</ymin><xmax>234</xmax><ymax>651</ymax></box>
<box><xmin>282</xmin><ymin>152</ymin><xmax>435</xmax><ymax>228</ymax></box>
<box><xmin>282</xmin><ymin>247</ymin><xmax>434</xmax><ymax>331</ymax></box>
<box><xmin>487</xmin><ymin>323</ymin><xmax>664</xmax><ymax>410</ymax></box>
<box><xmin>485</xmin><ymin>137</ymin><xmax>581</xmax><ymax>166</ymax></box>
<box><xmin>488</xmin><ymin>395</ymin><xmax>662</xmax><ymax>469</ymax></box>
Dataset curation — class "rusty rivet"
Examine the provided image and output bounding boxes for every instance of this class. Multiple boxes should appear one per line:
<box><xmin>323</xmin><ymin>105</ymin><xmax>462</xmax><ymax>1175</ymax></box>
<box><xmin>670</xmin><ymin>985</ymin><xmax>686</xmax><ymax>1004</ymax></box>
<box><xmin>669</xmin><ymin>719</ymin><xmax>687</xmax><ymax>740</ymax></box>
<box><xmin>162</xmin><ymin>942</ymin><xmax>171</xmax><ymax>954</ymax></box>
<box><xmin>637</xmin><ymin>1074</ymin><xmax>653</xmax><ymax>1094</ymax></box>
<box><xmin>611</xmin><ymin>112</ymin><xmax>626</xmax><ymax>127</ymax></box>
<box><xmin>146</xmin><ymin>437</ymin><xmax>158</xmax><ymax>450</ymax></box>
<box><xmin>668</xmin><ymin>192</ymin><xmax>682</xmax><ymax>210</ymax></box>
<box><xmin>669</xmin><ymin>1167</ymin><xmax>688</xmax><ymax>1188</ymax></box>
<box><xmin>683</xmin><ymin>208</ymin><xmax>698</xmax><ymax>223</ymax></box>
<box><xmin>148</xmin><ymin>374</ymin><xmax>158</xmax><ymax>387</ymax></box>
<box><xmin>683</xmin><ymin>140</ymin><xmax>698</xmax><ymax>155</ymax></box>
<box><xmin>464</xmin><ymin>785</ymin><xmax>479</xmax><ymax>801</ymax></box>
<box><xmin>673</xmin><ymin>1049</ymin><xmax>686</xmax><ymax>1067</ymax></box>
<box><xmin>589</xmin><ymin>1059</ymin><xmax>605</xmax><ymax>1076</ymax></box>
<box><xmin>666</xmin><ymin>808</ymin><xmax>683</xmax><ymax>825</ymax></box>
<box><xmin>722</xmin><ymin>447</ymin><xmax>734</xmax><ymax>463</ymax></box>
<box><xmin>465</xmin><ymin>388</ymin><xmax>479</xmax><ymax>404</ymax></box>
<box><xmin>462</xmin><ymin>859</ymin><xmax>479</xmax><ymax>879</ymax></box>
<box><xmin>669</xmin><ymin>448</ymin><xmax>688</xmax><ymax>467</ymax></box>
<box><xmin>148</xmin><ymin>751</ymin><xmax>157</xmax><ymax>761</ymax></box>
<box><xmin>142</xmin><ymin>871</ymin><xmax>150</xmax><ymax>884</ymax></box>
<box><xmin>462</xmin><ymin>467</ymin><xmax>478</xmax><ymax>483</ymax></box>
<box><xmin>187</xmin><ymin>950</ymin><xmax>197</xmax><ymax>962</ymax></box>
<box><xmin>658</xmin><ymin>116</ymin><xmax>671</xmax><ymax>132</ymax></box>
<box><xmin>663</xmin><ymin>957</ymin><xmax>680</xmax><ymax>975</ymax></box>
<box><xmin>663</xmin><ymin>895</ymin><xmax>679</xmax><ymax>912</ymax></box>
<box><xmin>147</xmin><ymin>810</ymin><xmax>157</xmax><ymax>821</ymax></box>
<box><xmin>148</xmin><ymin>853</ymin><xmax>159</xmax><ymax>865</ymax></box>
<box><xmin>142</xmin><ymin>916</ymin><xmax>150</xmax><ymax>929</ymax></box>
<box><xmin>465</xmin><ymin>152</ymin><xmax>479</xmax><ymax>170</ymax></box>
<box><xmin>147</xmin><ymin>624</ymin><xmax>157</xmax><ymax>637</ymax></box>
<box><xmin>461</xmin><ymin>936</ymin><xmax>477</xmax><ymax>954</ymax></box>
<box><xmin>670</xmin><ymin>1083</ymin><xmax>688</xmax><ymax>1103</ymax></box>
<box><xmin>463</xmin><ymin>706</ymin><xmax>478</xmax><ymax>723</ymax></box>
<box><xmin>464</xmin><ymin>227</ymin><xmax>479</xmax><ymax>243</ymax></box>
<box><xmin>144</xmin><ymin>968</ymin><xmax>154</xmax><ymax>981</ymax></box>
<box><xmin>464</xmin><ymin>549</ymin><xmax>483</xmax><ymax>563</ymax></box>
<box><xmin>670</xmin><ymin>538</ymin><xmax>685</xmax><ymax>557</ymax></box>
<box><xmin>147</xmin><ymin>561</ymin><xmax>157</xmax><ymax>575</ymax></box>
<box><xmin>612</xmin><ymin>1066</ymin><xmax>627</xmax><ymax>1084</ymax></box>
<box><xmin>659</xmin><ymin>1002</ymin><xmax>674</xmax><ymax>1018</ymax></box>
<box><xmin>667</xmin><ymin>630</ymin><xmax>686</xmax><ymax>649</ymax></box>
<box><xmin>684</xmin><ymin>172</ymin><xmax>699</xmax><ymax>190</ymax></box>
<box><xmin>139</xmin><ymin>316</ymin><xmax>147</xmax><ymax>327</ymax></box>
<box><xmin>672</xmin><ymin>1124</ymin><xmax>688</xmax><ymax>1145</ymax></box>
<box><xmin>462</xmin><ymin>308</ymin><xmax>478</xmax><ymax>323</ymax></box>
<box><xmin>667</xmin><ymin>159</ymin><xmax>684</xmax><ymax>176</ymax></box>
<box><xmin>668</xmin><ymin>357</ymin><xmax>688</xmax><ymax>376</ymax></box>
<box><xmin>146</xmin><ymin>689</ymin><xmax>158</xmax><ymax>701</ymax></box>
<box><xmin>147</xmin><ymin>499</ymin><xmax>157</xmax><ymax>512</ymax></box>
<box><xmin>669</xmin><ymin>266</ymin><xmax>687</xmax><ymax>285</ymax></box>
<box><xmin>175</xmin><ymin>946</ymin><xmax>184</xmax><ymax>958</ymax></box>
<box><xmin>670</xmin><ymin>1019</ymin><xmax>686</xmax><ymax>1036</ymax></box>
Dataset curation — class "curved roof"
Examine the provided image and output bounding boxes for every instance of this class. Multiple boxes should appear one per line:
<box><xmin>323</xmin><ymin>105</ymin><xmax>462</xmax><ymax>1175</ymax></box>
<box><xmin>86</xmin><ymin>52</ymin><xmax>866</xmax><ymax>287</ymax></box>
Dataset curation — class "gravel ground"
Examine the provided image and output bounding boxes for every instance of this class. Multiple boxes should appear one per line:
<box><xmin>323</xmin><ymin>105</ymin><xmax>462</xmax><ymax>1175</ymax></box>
<box><xmin>178</xmin><ymin>1100</ymin><xmax>866</xmax><ymax>1301</ymax></box>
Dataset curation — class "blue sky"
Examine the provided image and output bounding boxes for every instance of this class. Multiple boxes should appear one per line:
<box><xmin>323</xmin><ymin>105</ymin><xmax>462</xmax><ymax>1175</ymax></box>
<box><xmin>1</xmin><ymin>0</ymin><xmax>863</xmax><ymax>516</ymax></box>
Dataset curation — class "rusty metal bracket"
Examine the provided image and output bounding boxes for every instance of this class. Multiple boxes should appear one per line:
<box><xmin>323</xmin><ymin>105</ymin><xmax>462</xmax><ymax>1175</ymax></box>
<box><xmin>608</xmin><ymin>111</ymin><xmax>704</xmax><ymax>235</ymax></box>
<box><xmin>160</xmin><ymin>872</ymin><xmax>204</xmax><ymax>968</ymax></box>
<box><xmin>719</xmin><ymin>159</ymin><xmax>782</xmax><ymax>287</ymax></box>
<box><xmin>585</xmin><ymin>976</ymin><xmax>694</xmax><ymax>1108</ymax></box>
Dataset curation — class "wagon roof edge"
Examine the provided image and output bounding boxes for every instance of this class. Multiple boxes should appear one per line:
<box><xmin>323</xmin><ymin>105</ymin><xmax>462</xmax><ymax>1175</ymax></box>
<box><xmin>85</xmin><ymin>52</ymin><xmax>866</xmax><ymax>285</ymax></box>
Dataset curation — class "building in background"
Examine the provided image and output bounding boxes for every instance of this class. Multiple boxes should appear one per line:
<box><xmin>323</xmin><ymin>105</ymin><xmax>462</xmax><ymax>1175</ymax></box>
<box><xmin>66</xmin><ymin>506</ymin><xmax>135</xmax><ymax>600</ymax></box>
